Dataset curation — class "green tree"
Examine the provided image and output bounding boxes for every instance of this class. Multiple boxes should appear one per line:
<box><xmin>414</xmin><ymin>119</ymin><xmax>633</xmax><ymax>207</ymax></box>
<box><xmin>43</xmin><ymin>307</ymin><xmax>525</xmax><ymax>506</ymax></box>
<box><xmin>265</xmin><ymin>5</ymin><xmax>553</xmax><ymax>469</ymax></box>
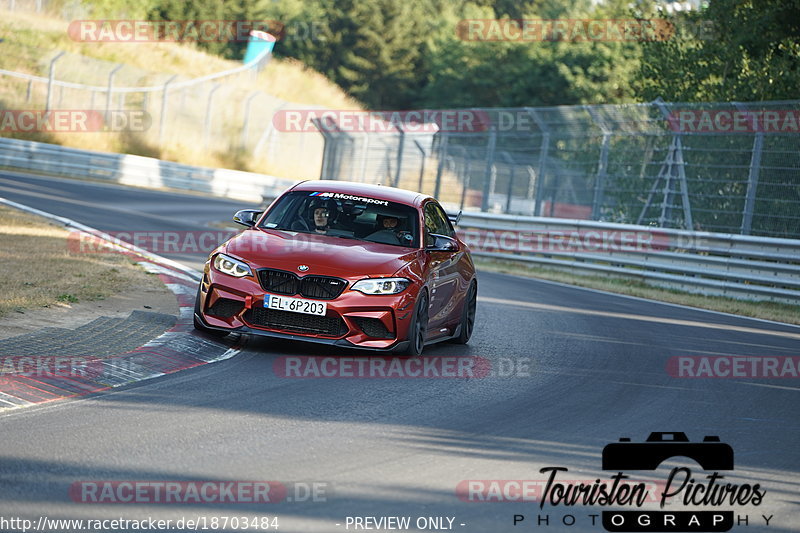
<box><xmin>635</xmin><ymin>0</ymin><xmax>800</xmax><ymax>102</ymax></box>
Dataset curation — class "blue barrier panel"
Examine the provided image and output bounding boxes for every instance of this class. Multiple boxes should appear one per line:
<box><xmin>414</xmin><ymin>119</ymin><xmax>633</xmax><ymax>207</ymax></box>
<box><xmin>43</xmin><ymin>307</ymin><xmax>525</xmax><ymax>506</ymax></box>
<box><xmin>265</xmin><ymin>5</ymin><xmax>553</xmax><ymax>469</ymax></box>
<box><xmin>244</xmin><ymin>31</ymin><xmax>277</xmax><ymax>66</ymax></box>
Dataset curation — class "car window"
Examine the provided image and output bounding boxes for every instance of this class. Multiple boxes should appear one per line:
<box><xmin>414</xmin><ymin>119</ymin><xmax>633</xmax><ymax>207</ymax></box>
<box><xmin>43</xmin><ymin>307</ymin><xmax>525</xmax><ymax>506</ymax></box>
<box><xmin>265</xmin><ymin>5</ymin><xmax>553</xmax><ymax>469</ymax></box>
<box><xmin>424</xmin><ymin>202</ymin><xmax>455</xmax><ymax>245</ymax></box>
<box><xmin>259</xmin><ymin>190</ymin><xmax>419</xmax><ymax>248</ymax></box>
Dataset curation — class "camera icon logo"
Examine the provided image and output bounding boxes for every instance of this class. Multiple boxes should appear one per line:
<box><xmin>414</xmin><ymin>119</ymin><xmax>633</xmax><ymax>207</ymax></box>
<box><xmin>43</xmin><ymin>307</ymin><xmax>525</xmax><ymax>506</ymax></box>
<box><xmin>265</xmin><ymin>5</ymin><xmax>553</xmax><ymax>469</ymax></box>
<box><xmin>602</xmin><ymin>432</ymin><xmax>734</xmax><ymax>471</ymax></box>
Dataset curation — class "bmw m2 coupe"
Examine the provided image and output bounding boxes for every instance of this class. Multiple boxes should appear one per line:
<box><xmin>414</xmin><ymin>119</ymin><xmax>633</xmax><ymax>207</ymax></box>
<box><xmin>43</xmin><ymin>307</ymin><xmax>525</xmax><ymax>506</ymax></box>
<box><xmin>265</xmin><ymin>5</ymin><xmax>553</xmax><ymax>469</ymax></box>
<box><xmin>194</xmin><ymin>181</ymin><xmax>477</xmax><ymax>355</ymax></box>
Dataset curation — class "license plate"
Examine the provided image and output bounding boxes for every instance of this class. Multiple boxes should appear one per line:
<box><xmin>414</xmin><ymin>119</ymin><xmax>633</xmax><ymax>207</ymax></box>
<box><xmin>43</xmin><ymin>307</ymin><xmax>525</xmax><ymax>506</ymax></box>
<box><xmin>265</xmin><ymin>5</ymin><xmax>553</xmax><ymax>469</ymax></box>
<box><xmin>264</xmin><ymin>295</ymin><xmax>327</xmax><ymax>316</ymax></box>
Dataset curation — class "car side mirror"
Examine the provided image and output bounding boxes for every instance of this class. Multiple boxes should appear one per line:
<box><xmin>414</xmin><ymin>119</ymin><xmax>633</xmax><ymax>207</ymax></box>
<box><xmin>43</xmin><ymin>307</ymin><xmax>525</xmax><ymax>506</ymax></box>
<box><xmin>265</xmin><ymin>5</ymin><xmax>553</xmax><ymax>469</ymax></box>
<box><xmin>233</xmin><ymin>209</ymin><xmax>262</xmax><ymax>228</ymax></box>
<box><xmin>426</xmin><ymin>234</ymin><xmax>458</xmax><ymax>252</ymax></box>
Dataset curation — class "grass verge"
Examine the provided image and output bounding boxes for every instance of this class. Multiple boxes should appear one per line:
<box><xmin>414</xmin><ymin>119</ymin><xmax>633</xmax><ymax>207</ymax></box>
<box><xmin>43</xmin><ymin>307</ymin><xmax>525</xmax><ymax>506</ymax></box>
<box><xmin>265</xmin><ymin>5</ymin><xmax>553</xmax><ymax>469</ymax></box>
<box><xmin>0</xmin><ymin>205</ymin><xmax>166</xmax><ymax>318</ymax></box>
<box><xmin>475</xmin><ymin>257</ymin><xmax>800</xmax><ymax>325</ymax></box>
<box><xmin>0</xmin><ymin>9</ymin><xmax>360</xmax><ymax>177</ymax></box>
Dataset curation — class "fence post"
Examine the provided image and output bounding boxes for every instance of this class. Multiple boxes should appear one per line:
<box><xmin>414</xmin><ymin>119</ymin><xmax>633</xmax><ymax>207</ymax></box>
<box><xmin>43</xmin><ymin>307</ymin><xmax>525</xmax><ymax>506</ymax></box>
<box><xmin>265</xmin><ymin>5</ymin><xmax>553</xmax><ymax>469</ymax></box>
<box><xmin>434</xmin><ymin>133</ymin><xmax>449</xmax><ymax>200</ymax></box>
<box><xmin>158</xmin><ymin>75</ymin><xmax>178</xmax><ymax>144</ymax></box>
<box><xmin>525</xmin><ymin>108</ymin><xmax>549</xmax><ymax>216</ymax></box>
<box><xmin>105</xmin><ymin>64</ymin><xmax>123</xmax><ymax>119</ymax></box>
<box><xmin>45</xmin><ymin>51</ymin><xmax>65</xmax><ymax>113</ymax></box>
<box><xmin>736</xmin><ymin>102</ymin><xmax>764</xmax><ymax>235</ymax></box>
<box><xmin>393</xmin><ymin>125</ymin><xmax>405</xmax><ymax>187</ymax></box>
<box><xmin>587</xmin><ymin>106</ymin><xmax>611</xmax><ymax>221</ymax></box>
<box><xmin>359</xmin><ymin>133</ymin><xmax>371</xmax><ymax>183</ymax></box>
<box><xmin>240</xmin><ymin>90</ymin><xmax>260</xmax><ymax>150</ymax></box>
<box><xmin>481</xmin><ymin>127</ymin><xmax>497</xmax><ymax>212</ymax></box>
<box><xmin>25</xmin><ymin>80</ymin><xmax>33</xmax><ymax>103</ymax></box>
<box><xmin>203</xmin><ymin>84</ymin><xmax>221</xmax><ymax>148</ymax></box>
<box><xmin>414</xmin><ymin>140</ymin><xmax>426</xmax><ymax>192</ymax></box>
<box><xmin>741</xmin><ymin>133</ymin><xmax>764</xmax><ymax>235</ymax></box>
<box><xmin>499</xmin><ymin>151</ymin><xmax>516</xmax><ymax>213</ymax></box>
<box><xmin>459</xmin><ymin>158</ymin><xmax>472</xmax><ymax>211</ymax></box>
<box><xmin>312</xmin><ymin>118</ymin><xmax>329</xmax><ymax>179</ymax></box>
<box><xmin>653</xmin><ymin>98</ymin><xmax>693</xmax><ymax>230</ymax></box>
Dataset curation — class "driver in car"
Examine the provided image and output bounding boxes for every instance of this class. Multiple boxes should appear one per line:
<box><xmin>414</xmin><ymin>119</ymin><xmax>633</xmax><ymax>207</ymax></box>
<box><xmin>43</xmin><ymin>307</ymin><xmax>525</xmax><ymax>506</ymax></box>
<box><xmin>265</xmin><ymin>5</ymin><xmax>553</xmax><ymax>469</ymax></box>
<box><xmin>368</xmin><ymin>214</ymin><xmax>411</xmax><ymax>245</ymax></box>
<box><xmin>292</xmin><ymin>199</ymin><xmax>338</xmax><ymax>233</ymax></box>
<box><xmin>313</xmin><ymin>206</ymin><xmax>331</xmax><ymax>234</ymax></box>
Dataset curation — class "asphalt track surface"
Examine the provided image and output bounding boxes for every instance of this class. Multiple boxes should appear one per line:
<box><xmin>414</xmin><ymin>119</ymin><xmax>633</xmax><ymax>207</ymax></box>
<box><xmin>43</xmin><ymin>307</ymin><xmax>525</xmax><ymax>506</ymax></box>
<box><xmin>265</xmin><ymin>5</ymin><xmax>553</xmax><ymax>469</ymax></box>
<box><xmin>1</xmin><ymin>171</ymin><xmax>798</xmax><ymax>532</ymax></box>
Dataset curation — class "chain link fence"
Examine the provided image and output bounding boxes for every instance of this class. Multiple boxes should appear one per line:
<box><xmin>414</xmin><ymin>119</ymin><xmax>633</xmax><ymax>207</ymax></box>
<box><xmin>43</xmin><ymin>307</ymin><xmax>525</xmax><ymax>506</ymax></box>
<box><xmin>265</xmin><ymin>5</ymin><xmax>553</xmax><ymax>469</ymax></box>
<box><xmin>317</xmin><ymin>101</ymin><xmax>800</xmax><ymax>239</ymax></box>
<box><xmin>0</xmin><ymin>2</ymin><xmax>326</xmax><ymax>179</ymax></box>
<box><xmin>2</xmin><ymin>2</ymin><xmax>798</xmax><ymax>239</ymax></box>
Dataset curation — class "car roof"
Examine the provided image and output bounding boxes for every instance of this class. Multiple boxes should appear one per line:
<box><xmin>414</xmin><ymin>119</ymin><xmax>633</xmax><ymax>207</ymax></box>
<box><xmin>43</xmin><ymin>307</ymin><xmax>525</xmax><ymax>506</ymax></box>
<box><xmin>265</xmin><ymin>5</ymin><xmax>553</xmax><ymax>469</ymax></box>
<box><xmin>290</xmin><ymin>180</ymin><xmax>429</xmax><ymax>208</ymax></box>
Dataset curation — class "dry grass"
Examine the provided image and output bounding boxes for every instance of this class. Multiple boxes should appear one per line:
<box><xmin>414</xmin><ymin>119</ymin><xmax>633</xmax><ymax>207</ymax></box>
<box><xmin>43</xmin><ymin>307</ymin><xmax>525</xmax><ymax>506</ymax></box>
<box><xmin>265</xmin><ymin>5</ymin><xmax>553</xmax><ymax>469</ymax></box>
<box><xmin>475</xmin><ymin>257</ymin><xmax>800</xmax><ymax>325</ymax></box>
<box><xmin>0</xmin><ymin>205</ymin><xmax>166</xmax><ymax>318</ymax></box>
<box><xmin>0</xmin><ymin>8</ymin><xmax>360</xmax><ymax>175</ymax></box>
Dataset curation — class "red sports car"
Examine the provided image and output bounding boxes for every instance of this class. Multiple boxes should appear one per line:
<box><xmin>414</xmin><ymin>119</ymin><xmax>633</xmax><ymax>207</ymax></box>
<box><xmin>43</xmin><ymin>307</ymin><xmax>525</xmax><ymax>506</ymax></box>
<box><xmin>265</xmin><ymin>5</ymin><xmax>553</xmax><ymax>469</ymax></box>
<box><xmin>194</xmin><ymin>181</ymin><xmax>477</xmax><ymax>355</ymax></box>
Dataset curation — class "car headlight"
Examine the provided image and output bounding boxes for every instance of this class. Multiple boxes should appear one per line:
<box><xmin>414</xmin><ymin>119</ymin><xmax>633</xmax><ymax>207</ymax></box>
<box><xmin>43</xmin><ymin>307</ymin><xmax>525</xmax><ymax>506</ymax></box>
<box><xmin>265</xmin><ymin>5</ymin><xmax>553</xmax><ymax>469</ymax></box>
<box><xmin>351</xmin><ymin>277</ymin><xmax>410</xmax><ymax>295</ymax></box>
<box><xmin>212</xmin><ymin>253</ymin><xmax>252</xmax><ymax>278</ymax></box>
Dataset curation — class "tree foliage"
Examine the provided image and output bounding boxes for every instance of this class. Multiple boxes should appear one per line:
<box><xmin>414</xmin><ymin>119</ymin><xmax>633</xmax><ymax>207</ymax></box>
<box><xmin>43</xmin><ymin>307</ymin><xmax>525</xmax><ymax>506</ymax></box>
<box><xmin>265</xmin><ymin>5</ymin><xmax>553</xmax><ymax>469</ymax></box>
<box><xmin>87</xmin><ymin>0</ymin><xmax>800</xmax><ymax>108</ymax></box>
<box><xmin>634</xmin><ymin>0</ymin><xmax>800</xmax><ymax>102</ymax></box>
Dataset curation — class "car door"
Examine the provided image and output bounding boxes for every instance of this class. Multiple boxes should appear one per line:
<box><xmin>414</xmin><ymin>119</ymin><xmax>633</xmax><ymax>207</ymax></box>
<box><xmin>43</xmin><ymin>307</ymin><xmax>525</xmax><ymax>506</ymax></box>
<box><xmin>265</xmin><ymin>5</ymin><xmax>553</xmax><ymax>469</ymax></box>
<box><xmin>423</xmin><ymin>201</ymin><xmax>462</xmax><ymax>335</ymax></box>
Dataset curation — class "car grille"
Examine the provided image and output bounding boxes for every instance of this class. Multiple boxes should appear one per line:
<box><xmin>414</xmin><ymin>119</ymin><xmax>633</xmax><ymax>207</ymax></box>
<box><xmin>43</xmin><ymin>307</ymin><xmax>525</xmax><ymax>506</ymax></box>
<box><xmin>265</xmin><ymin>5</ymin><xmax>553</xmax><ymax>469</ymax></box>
<box><xmin>243</xmin><ymin>308</ymin><xmax>347</xmax><ymax>337</ymax></box>
<box><xmin>353</xmin><ymin>317</ymin><xmax>394</xmax><ymax>339</ymax></box>
<box><xmin>257</xmin><ymin>269</ymin><xmax>346</xmax><ymax>300</ymax></box>
<box><xmin>206</xmin><ymin>298</ymin><xmax>244</xmax><ymax>319</ymax></box>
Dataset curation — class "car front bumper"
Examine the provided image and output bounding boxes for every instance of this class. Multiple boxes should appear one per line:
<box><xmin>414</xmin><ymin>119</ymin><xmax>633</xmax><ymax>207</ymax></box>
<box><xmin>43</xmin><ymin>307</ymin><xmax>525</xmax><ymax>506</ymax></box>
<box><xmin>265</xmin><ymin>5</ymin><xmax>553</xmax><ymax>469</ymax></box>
<box><xmin>197</xmin><ymin>269</ymin><xmax>419</xmax><ymax>351</ymax></box>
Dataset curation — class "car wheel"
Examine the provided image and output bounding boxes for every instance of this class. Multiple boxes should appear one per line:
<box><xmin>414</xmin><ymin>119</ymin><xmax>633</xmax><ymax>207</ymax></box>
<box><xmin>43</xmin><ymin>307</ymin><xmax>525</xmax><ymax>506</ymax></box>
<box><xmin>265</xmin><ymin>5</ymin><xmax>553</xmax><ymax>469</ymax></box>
<box><xmin>403</xmin><ymin>291</ymin><xmax>429</xmax><ymax>357</ymax></box>
<box><xmin>452</xmin><ymin>281</ymin><xmax>477</xmax><ymax>344</ymax></box>
<box><xmin>193</xmin><ymin>284</ymin><xmax>228</xmax><ymax>338</ymax></box>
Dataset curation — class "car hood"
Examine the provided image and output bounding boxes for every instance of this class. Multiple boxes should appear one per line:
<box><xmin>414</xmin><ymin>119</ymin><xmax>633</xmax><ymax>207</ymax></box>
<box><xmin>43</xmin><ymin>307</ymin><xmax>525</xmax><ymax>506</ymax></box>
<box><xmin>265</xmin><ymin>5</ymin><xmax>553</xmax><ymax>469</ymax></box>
<box><xmin>224</xmin><ymin>228</ymin><xmax>419</xmax><ymax>279</ymax></box>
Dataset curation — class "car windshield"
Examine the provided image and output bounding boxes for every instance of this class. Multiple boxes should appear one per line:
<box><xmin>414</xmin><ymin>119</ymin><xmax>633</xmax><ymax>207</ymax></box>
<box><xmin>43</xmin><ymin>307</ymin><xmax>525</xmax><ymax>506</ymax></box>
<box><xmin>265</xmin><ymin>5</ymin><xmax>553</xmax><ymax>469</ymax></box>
<box><xmin>258</xmin><ymin>191</ymin><xmax>419</xmax><ymax>248</ymax></box>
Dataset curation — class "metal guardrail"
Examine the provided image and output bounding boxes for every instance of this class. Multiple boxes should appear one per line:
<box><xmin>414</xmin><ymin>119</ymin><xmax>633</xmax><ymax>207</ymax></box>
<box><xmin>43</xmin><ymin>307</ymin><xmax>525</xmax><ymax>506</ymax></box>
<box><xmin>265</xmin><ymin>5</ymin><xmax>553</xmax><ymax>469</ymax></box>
<box><xmin>1</xmin><ymin>136</ymin><xmax>798</xmax><ymax>304</ymax></box>
<box><xmin>456</xmin><ymin>212</ymin><xmax>800</xmax><ymax>303</ymax></box>
<box><xmin>0</xmin><ymin>136</ymin><xmax>297</xmax><ymax>203</ymax></box>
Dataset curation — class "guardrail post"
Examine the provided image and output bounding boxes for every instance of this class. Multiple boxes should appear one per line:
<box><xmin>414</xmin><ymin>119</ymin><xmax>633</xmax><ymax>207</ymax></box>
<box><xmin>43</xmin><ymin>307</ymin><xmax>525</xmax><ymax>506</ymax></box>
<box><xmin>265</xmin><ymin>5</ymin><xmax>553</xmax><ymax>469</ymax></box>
<box><xmin>45</xmin><ymin>51</ymin><xmax>65</xmax><ymax>113</ymax></box>
<box><xmin>158</xmin><ymin>75</ymin><xmax>178</xmax><ymax>144</ymax></box>
<box><xmin>105</xmin><ymin>64</ymin><xmax>123</xmax><ymax>120</ymax></box>
<box><xmin>481</xmin><ymin>127</ymin><xmax>497</xmax><ymax>212</ymax></box>
<box><xmin>434</xmin><ymin>132</ymin><xmax>448</xmax><ymax>200</ymax></box>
